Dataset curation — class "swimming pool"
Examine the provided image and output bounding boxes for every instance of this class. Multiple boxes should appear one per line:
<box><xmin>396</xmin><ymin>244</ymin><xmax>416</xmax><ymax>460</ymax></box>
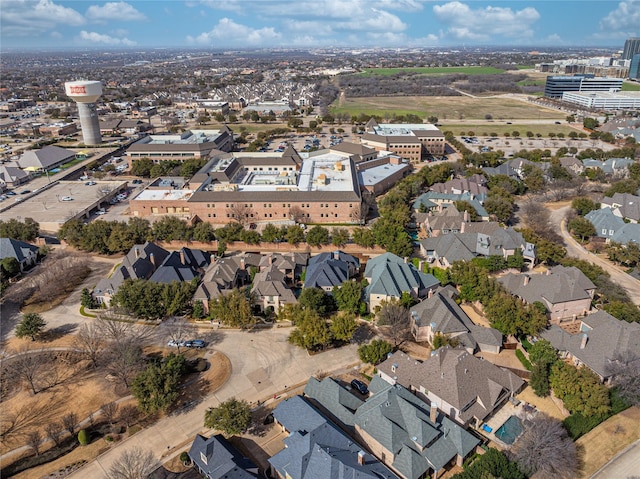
<box><xmin>494</xmin><ymin>415</ymin><xmax>523</xmax><ymax>445</ymax></box>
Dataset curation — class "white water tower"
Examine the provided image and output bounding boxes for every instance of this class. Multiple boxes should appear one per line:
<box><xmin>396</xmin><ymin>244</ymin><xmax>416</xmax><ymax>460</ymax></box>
<box><xmin>65</xmin><ymin>80</ymin><xmax>103</xmax><ymax>145</ymax></box>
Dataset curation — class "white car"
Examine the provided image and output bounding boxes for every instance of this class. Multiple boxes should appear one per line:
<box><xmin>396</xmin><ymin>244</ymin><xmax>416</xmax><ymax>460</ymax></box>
<box><xmin>61</xmin><ymin>196</ymin><xmax>73</xmax><ymax>201</ymax></box>
<box><xmin>96</xmin><ymin>209</ymin><xmax>106</xmax><ymax>215</ymax></box>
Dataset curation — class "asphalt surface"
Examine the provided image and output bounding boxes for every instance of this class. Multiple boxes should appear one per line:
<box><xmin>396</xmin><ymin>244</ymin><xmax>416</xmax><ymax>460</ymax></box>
<box><xmin>590</xmin><ymin>439</ymin><xmax>640</xmax><ymax>479</ymax></box>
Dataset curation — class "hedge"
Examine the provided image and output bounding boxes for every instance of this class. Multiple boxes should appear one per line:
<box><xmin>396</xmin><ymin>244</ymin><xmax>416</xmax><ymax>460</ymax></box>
<box><xmin>515</xmin><ymin>349</ymin><xmax>532</xmax><ymax>370</ymax></box>
<box><xmin>563</xmin><ymin>388</ymin><xmax>631</xmax><ymax>439</ymax></box>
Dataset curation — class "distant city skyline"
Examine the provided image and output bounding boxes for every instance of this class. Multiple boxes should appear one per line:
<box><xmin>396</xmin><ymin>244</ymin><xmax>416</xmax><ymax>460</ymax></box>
<box><xmin>1</xmin><ymin>0</ymin><xmax>639</xmax><ymax>51</ymax></box>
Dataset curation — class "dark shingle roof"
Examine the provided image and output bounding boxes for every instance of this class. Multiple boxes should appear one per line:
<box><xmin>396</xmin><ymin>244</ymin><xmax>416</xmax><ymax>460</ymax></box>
<box><xmin>364</xmin><ymin>253</ymin><xmax>439</xmax><ymax>299</ymax></box>
<box><xmin>0</xmin><ymin>237</ymin><xmax>38</xmax><ymax>263</ymax></box>
<box><xmin>188</xmin><ymin>434</ymin><xmax>258</xmax><ymax>479</ymax></box>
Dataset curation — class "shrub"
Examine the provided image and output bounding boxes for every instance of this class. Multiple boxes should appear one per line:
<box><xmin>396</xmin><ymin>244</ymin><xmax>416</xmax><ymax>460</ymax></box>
<box><xmin>515</xmin><ymin>350</ymin><xmax>532</xmax><ymax>370</ymax></box>
<box><xmin>77</xmin><ymin>429</ymin><xmax>88</xmax><ymax>446</ymax></box>
<box><xmin>104</xmin><ymin>435</ymin><xmax>114</xmax><ymax>443</ymax></box>
<box><xmin>521</xmin><ymin>337</ymin><xmax>533</xmax><ymax>351</ymax></box>
<box><xmin>180</xmin><ymin>451</ymin><xmax>190</xmax><ymax>463</ymax></box>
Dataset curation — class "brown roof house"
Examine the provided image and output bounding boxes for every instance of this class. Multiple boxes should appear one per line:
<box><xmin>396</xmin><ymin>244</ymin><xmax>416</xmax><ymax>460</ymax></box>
<box><xmin>410</xmin><ymin>286</ymin><xmax>503</xmax><ymax>354</ymax></box>
<box><xmin>540</xmin><ymin>310</ymin><xmax>640</xmax><ymax>381</ymax></box>
<box><xmin>498</xmin><ymin>265</ymin><xmax>596</xmax><ymax>323</ymax></box>
<box><xmin>377</xmin><ymin>349</ymin><xmax>524</xmax><ymax>428</ymax></box>
<box><xmin>251</xmin><ymin>263</ymin><xmax>297</xmax><ymax>312</ymax></box>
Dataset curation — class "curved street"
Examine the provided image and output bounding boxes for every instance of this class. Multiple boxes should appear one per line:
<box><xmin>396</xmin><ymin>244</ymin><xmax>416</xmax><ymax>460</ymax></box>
<box><xmin>549</xmin><ymin>204</ymin><xmax>640</xmax><ymax>305</ymax></box>
<box><xmin>590</xmin><ymin>439</ymin><xmax>640</xmax><ymax>479</ymax></box>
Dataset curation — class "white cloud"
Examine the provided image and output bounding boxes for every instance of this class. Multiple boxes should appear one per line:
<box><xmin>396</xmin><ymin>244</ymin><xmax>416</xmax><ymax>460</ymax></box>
<box><xmin>86</xmin><ymin>2</ymin><xmax>146</xmax><ymax>22</ymax></box>
<box><xmin>1</xmin><ymin>0</ymin><xmax>84</xmax><ymax>36</ymax></box>
<box><xmin>187</xmin><ymin>18</ymin><xmax>281</xmax><ymax>46</ymax></box>
<box><xmin>599</xmin><ymin>0</ymin><xmax>640</xmax><ymax>36</ymax></box>
<box><xmin>79</xmin><ymin>30</ymin><xmax>136</xmax><ymax>46</ymax></box>
<box><xmin>433</xmin><ymin>1</ymin><xmax>540</xmax><ymax>41</ymax></box>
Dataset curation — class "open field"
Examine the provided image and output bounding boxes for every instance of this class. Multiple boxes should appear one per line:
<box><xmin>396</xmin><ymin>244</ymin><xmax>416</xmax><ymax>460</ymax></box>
<box><xmin>330</xmin><ymin>96</ymin><xmax>565</xmax><ymax>120</ymax></box>
<box><xmin>622</xmin><ymin>82</ymin><xmax>640</xmax><ymax>91</ymax></box>
<box><xmin>439</xmin><ymin>123</ymin><xmax>577</xmax><ymax>136</ymax></box>
<box><xmin>358</xmin><ymin>66</ymin><xmax>506</xmax><ymax>76</ymax></box>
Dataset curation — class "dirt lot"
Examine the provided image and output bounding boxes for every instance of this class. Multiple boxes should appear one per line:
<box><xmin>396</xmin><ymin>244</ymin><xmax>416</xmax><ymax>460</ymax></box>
<box><xmin>577</xmin><ymin>406</ymin><xmax>640</xmax><ymax>479</ymax></box>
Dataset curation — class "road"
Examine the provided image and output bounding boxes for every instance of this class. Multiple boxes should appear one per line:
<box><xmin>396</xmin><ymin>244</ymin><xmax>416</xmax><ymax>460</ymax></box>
<box><xmin>590</xmin><ymin>439</ymin><xmax>640</xmax><ymax>479</ymax></box>
<box><xmin>549</xmin><ymin>204</ymin><xmax>640</xmax><ymax>305</ymax></box>
<box><xmin>67</xmin><ymin>327</ymin><xmax>359</xmax><ymax>478</ymax></box>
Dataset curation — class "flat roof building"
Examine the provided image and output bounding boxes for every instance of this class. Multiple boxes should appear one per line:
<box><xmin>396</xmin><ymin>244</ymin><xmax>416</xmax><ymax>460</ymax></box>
<box><xmin>360</xmin><ymin>118</ymin><xmax>445</xmax><ymax>162</ymax></box>
<box><xmin>623</xmin><ymin>38</ymin><xmax>640</xmax><ymax>60</ymax></box>
<box><xmin>544</xmin><ymin>75</ymin><xmax>623</xmax><ymax>98</ymax></box>
<box><xmin>561</xmin><ymin>91</ymin><xmax>640</xmax><ymax>109</ymax></box>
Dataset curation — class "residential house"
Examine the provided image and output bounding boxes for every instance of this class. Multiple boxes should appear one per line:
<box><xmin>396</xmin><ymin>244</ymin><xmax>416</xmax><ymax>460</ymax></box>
<box><xmin>498</xmin><ymin>265</ymin><xmax>596</xmax><ymax>322</ymax></box>
<box><xmin>0</xmin><ymin>163</ymin><xmax>31</xmax><ymax>188</ymax></box>
<box><xmin>377</xmin><ymin>349</ymin><xmax>524</xmax><ymax>428</ymax></box>
<box><xmin>611</xmin><ymin>223</ymin><xmax>640</xmax><ymax>245</ymax></box>
<box><xmin>559</xmin><ymin>156</ymin><xmax>585</xmax><ymax>175</ymax></box>
<box><xmin>413</xmin><ymin>192</ymin><xmax>489</xmax><ymax>221</ymax></box>
<box><xmin>304</xmin><ymin>250</ymin><xmax>360</xmax><ymax>292</ymax></box>
<box><xmin>482</xmin><ymin>163</ymin><xmax>519</xmax><ymax>180</ymax></box>
<box><xmin>0</xmin><ymin>237</ymin><xmax>39</xmax><ymax>271</ymax></box>
<box><xmin>251</xmin><ymin>264</ymin><xmax>297</xmax><ymax>312</ymax></box>
<box><xmin>422</xmin><ymin>206</ymin><xmax>469</xmax><ymax>237</ymax></box>
<box><xmin>93</xmin><ymin>242</ymin><xmax>170</xmax><ymax>304</ymax></box>
<box><xmin>429</xmin><ymin>177</ymin><xmax>488</xmax><ymax>199</ymax></box>
<box><xmin>364</xmin><ymin>253</ymin><xmax>440</xmax><ymax>311</ymax></box>
<box><xmin>269</xmin><ymin>395</ymin><xmax>399</xmax><ymax>479</ymax></box>
<box><xmin>582</xmin><ymin>158</ymin><xmax>636</xmax><ymax>177</ymax></box>
<box><xmin>259</xmin><ymin>252</ymin><xmax>308</xmax><ymax>284</ymax></box>
<box><xmin>409</xmin><ymin>286</ymin><xmax>503</xmax><ymax>354</ymax></box>
<box><xmin>188</xmin><ymin>434</ymin><xmax>259</xmax><ymax>479</ymax></box>
<box><xmin>18</xmin><ymin>145</ymin><xmax>76</xmax><ymax>172</ymax></box>
<box><xmin>585</xmin><ymin>208</ymin><xmax>626</xmax><ymax>240</ymax></box>
<box><xmin>506</xmin><ymin>158</ymin><xmax>549</xmax><ymax>180</ymax></box>
<box><xmin>541</xmin><ymin>311</ymin><xmax>640</xmax><ymax>381</ymax></box>
<box><xmin>148</xmin><ymin>247</ymin><xmax>210</xmax><ymax>283</ymax></box>
<box><xmin>601</xmin><ymin>193</ymin><xmax>640</xmax><ymax>223</ymax></box>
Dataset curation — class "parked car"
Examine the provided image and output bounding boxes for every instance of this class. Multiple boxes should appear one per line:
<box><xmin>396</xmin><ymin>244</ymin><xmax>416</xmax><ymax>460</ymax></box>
<box><xmin>167</xmin><ymin>339</ymin><xmax>186</xmax><ymax>348</ymax></box>
<box><xmin>5</xmin><ymin>191</ymin><xmax>16</xmax><ymax>196</ymax></box>
<box><xmin>189</xmin><ymin>340</ymin><xmax>206</xmax><ymax>348</ymax></box>
<box><xmin>85</xmin><ymin>181</ymin><xmax>97</xmax><ymax>186</ymax></box>
<box><xmin>350</xmin><ymin>379</ymin><xmax>369</xmax><ymax>395</ymax></box>
<box><xmin>96</xmin><ymin>209</ymin><xmax>106</xmax><ymax>215</ymax></box>
<box><xmin>20</xmin><ymin>189</ymin><xmax>31</xmax><ymax>194</ymax></box>
<box><xmin>61</xmin><ymin>196</ymin><xmax>73</xmax><ymax>201</ymax></box>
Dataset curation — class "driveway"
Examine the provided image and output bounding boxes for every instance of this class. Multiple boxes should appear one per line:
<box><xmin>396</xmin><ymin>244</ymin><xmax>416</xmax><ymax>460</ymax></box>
<box><xmin>67</xmin><ymin>328</ymin><xmax>359</xmax><ymax>478</ymax></box>
<box><xmin>549</xmin><ymin>204</ymin><xmax>640</xmax><ymax>305</ymax></box>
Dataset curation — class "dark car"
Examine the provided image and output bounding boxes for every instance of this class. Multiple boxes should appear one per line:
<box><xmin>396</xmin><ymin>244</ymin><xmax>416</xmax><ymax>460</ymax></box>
<box><xmin>351</xmin><ymin>379</ymin><xmax>369</xmax><ymax>395</ymax></box>
<box><xmin>20</xmin><ymin>190</ymin><xmax>31</xmax><ymax>194</ymax></box>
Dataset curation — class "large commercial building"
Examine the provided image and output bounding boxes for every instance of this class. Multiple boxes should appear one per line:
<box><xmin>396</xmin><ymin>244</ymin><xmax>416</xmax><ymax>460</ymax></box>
<box><xmin>630</xmin><ymin>54</ymin><xmax>640</xmax><ymax>81</ymax></box>
<box><xmin>125</xmin><ymin>127</ymin><xmax>234</xmax><ymax>167</ymax></box>
<box><xmin>623</xmin><ymin>38</ymin><xmax>640</xmax><ymax>60</ymax></box>
<box><xmin>544</xmin><ymin>75</ymin><xmax>623</xmax><ymax>98</ymax></box>
<box><xmin>561</xmin><ymin>91</ymin><xmax>640</xmax><ymax>110</ymax></box>
<box><xmin>360</xmin><ymin>118</ymin><xmax>445</xmax><ymax>162</ymax></box>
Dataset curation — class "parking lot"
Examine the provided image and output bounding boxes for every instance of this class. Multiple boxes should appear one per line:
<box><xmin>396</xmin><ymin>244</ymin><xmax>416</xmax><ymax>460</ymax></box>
<box><xmin>2</xmin><ymin>179</ymin><xmax>127</xmax><ymax>233</ymax></box>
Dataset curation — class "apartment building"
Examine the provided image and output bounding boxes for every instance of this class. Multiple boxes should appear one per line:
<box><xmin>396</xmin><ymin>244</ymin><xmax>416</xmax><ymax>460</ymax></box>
<box><xmin>360</xmin><ymin>118</ymin><xmax>445</xmax><ymax>162</ymax></box>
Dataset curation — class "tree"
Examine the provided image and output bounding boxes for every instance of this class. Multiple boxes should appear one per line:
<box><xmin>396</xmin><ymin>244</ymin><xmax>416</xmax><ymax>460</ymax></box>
<box><xmin>131</xmin><ymin>353</ymin><xmax>185</xmax><ymax>414</ymax></box>
<box><xmin>298</xmin><ymin>287</ymin><xmax>336</xmax><ymax>315</ymax></box>
<box><xmin>193</xmin><ymin>222</ymin><xmax>215</xmax><ymax>242</ymax></box>
<box><xmin>305</xmin><ymin>225</ymin><xmax>330</xmax><ymax>247</ymax></box>
<box><xmin>74</xmin><ymin>323</ymin><xmax>105</xmax><ymax>368</ymax></box>
<box><xmin>285</xmin><ymin>225</ymin><xmax>305</xmax><ymax>244</ymax></box>
<box><xmin>331</xmin><ymin>228</ymin><xmax>350</xmax><ymax>247</ymax></box>
<box><xmin>605</xmin><ymin>351</ymin><xmax>640</xmax><ymax>406</ymax></box>
<box><xmin>288</xmin><ymin>206</ymin><xmax>305</xmax><ymax>223</ymax></box>
<box><xmin>550</xmin><ymin>362</ymin><xmax>611</xmax><ymax>417</ymax></box>
<box><xmin>62</xmin><ymin>412</ymin><xmax>78</xmax><ymax>436</ymax></box>
<box><xmin>352</xmin><ymin>227</ymin><xmax>375</xmax><ymax>248</ymax></box>
<box><xmin>288</xmin><ymin>308</ymin><xmax>332</xmax><ymax>350</ymax></box>
<box><xmin>130</xmin><ymin>158</ymin><xmax>154</xmax><ymax>177</ymax></box>
<box><xmin>484</xmin><ymin>195</ymin><xmax>514</xmax><ymax>223</ymax></box>
<box><xmin>204</xmin><ymin>398</ymin><xmax>251</xmax><ymax>435</ymax></box>
<box><xmin>583</xmin><ymin>117</ymin><xmax>600</xmax><ymax>130</ymax></box>
<box><xmin>567</xmin><ymin>217</ymin><xmax>595</xmax><ymax>242</ymax></box>
<box><xmin>160</xmin><ymin>320</ymin><xmax>191</xmax><ymax>354</ymax></box>
<box><xmin>333</xmin><ymin>280</ymin><xmax>366</xmax><ymax>314</ymax></box>
<box><xmin>451</xmin><ymin>448</ymin><xmax>524</xmax><ymax>479</ymax></box>
<box><xmin>15</xmin><ymin>313</ymin><xmax>46</xmax><ymax>341</ymax></box>
<box><xmin>208</xmin><ymin>289</ymin><xmax>255</xmax><ymax>329</ymax></box>
<box><xmin>227</xmin><ymin>203</ymin><xmax>254</xmax><ymax>226</ymax></box>
<box><xmin>118</xmin><ymin>404</ymin><xmax>139</xmax><ymax>429</ymax></box>
<box><xmin>571</xmin><ymin>197</ymin><xmax>599</xmax><ymax>216</ymax></box>
<box><xmin>1</xmin><ymin>257</ymin><xmax>20</xmax><ymax>278</ymax></box>
<box><xmin>377</xmin><ymin>300</ymin><xmax>410</xmax><ymax>347</ymax></box>
<box><xmin>511</xmin><ymin>414</ymin><xmax>578</xmax><ymax>479</ymax></box>
<box><xmin>531</xmin><ymin>361</ymin><xmax>551</xmax><ymax>398</ymax></box>
<box><xmin>261</xmin><ymin>224</ymin><xmax>283</xmax><ymax>243</ymax></box>
<box><xmin>106</xmin><ymin>340</ymin><xmax>144</xmax><ymax>388</ymax></box>
<box><xmin>109</xmin><ymin>447</ymin><xmax>160</xmax><ymax>479</ymax></box>
<box><xmin>358</xmin><ymin>340</ymin><xmax>393</xmax><ymax>365</ymax></box>
<box><xmin>102</xmin><ymin>401</ymin><xmax>119</xmax><ymax>426</ymax></box>
<box><xmin>27</xmin><ymin>430</ymin><xmax>42</xmax><ymax>456</ymax></box>
<box><xmin>330</xmin><ymin>313</ymin><xmax>358</xmax><ymax>342</ymax></box>
<box><xmin>432</xmin><ymin>333</ymin><xmax>460</xmax><ymax>349</ymax></box>
<box><xmin>45</xmin><ymin>422</ymin><xmax>63</xmax><ymax>447</ymax></box>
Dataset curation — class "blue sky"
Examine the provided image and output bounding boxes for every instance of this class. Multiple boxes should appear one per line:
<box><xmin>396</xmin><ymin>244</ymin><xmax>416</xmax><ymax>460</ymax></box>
<box><xmin>1</xmin><ymin>0</ymin><xmax>639</xmax><ymax>50</ymax></box>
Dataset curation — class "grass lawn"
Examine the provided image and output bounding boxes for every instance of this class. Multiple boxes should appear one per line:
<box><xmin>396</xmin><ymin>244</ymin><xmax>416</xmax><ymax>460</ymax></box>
<box><xmin>358</xmin><ymin>66</ymin><xmax>505</xmax><ymax>76</ymax></box>
<box><xmin>577</xmin><ymin>406</ymin><xmax>640</xmax><ymax>478</ymax></box>
<box><xmin>330</xmin><ymin>96</ymin><xmax>565</xmax><ymax>120</ymax></box>
<box><xmin>621</xmin><ymin>82</ymin><xmax>640</xmax><ymax>91</ymax></box>
<box><xmin>439</xmin><ymin>123</ymin><xmax>577</xmax><ymax>136</ymax></box>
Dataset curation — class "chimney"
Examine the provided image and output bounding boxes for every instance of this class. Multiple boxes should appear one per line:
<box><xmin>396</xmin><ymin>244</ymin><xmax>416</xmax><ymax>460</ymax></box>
<box><xmin>240</xmin><ymin>257</ymin><xmax>246</xmax><ymax>270</ymax></box>
<box><xmin>333</xmin><ymin>250</ymin><xmax>340</xmax><ymax>260</ymax></box>
<box><xmin>463</xmin><ymin>210</ymin><xmax>469</xmax><ymax>222</ymax></box>
<box><xmin>180</xmin><ymin>250</ymin><xmax>185</xmax><ymax>265</ymax></box>
<box><xmin>268</xmin><ymin>253</ymin><xmax>274</xmax><ymax>265</ymax></box>
<box><xmin>430</xmin><ymin>404</ymin><xmax>438</xmax><ymax>423</ymax></box>
<box><xmin>428</xmin><ymin>289</ymin><xmax>433</xmax><ymax>299</ymax></box>
<box><xmin>580</xmin><ymin>333</ymin><xmax>588</xmax><ymax>349</ymax></box>
<box><xmin>357</xmin><ymin>450</ymin><xmax>365</xmax><ymax>466</ymax></box>
<box><xmin>210</xmin><ymin>254</ymin><xmax>216</xmax><ymax>263</ymax></box>
<box><xmin>149</xmin><ymin>253</ymin><xmax>155</xmax><ymax>268</ymax></box>
<box><xmin>134</xmin><ymin>247</ymin><xmax>140</xmax><ymax>259</ymax></box>
<box><xmin>546</xmin><ymin>268</ymin><xmax>551</xmax><ymax>276</ymax></box>
<box><xmin>418</xmin><ymin>260</ymin><xmax>425</xmax><ymax>272</ymax></box>
<box><xmin>523</xmin><ymin>275</ymin><xmax>530</xmax><ymax>286</ymax></box>
<box><xmin>404</xmin><ymin>256</ymin><xmax>408</xmax><ymax>264</ymax></box>
<box><xmin>460</xmin><ymin>221</ymin><xmax>465</xmax><ymax>233</ymax></box>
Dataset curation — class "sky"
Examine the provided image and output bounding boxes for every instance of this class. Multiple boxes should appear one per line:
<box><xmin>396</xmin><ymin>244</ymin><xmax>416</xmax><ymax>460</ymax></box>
<box><xmin>1</xmin><ymin>0</ymin><xmax>639</xmax><ymax>51</ymax></box>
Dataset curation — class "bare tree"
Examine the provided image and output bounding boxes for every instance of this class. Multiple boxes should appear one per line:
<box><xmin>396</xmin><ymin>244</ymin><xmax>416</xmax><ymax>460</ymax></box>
<box><xmin>510</xmin><ymin>414</ymin><xmax>578</xmax><ymax>479</ymax></box>
<box><xmin>102</xmin><ymin>401</ymin><xmax>119</xmax><ymax>426</ymax></box>
<box><xmin>45</xmin><ymin>422</ymin><xmax>63</xmax><ymax>447</ymax></box>
<box><xmin>27</xmin><ymin>430</ymin><xmax>42</xmax><ymax>456</ymax></box>
<box><xmin>97</xmin><ymin>317</ymin><xmax>156</xmax><ymax>345</ymax></box>
<box><xmin>289</xmin><ymin>206</ymin><xmax>305</xmax><ymax>223</ymax></box>
<box><xmin>605</xmin><ymin>351</ymin><xmax>640</xmax><ymax>406</ymax></box>
<box><xmin>106</xmin><ymin>339</ymin><xmax>144</xmax><ymax>388</ymax></box>
<box><xmin>118</xmin><ymin>404</ymin><xmax>139</xmax><ymax>429</ymax></box>
<box><xmin>376</xmin><ymin>300</ymin><xmax>411</xmax><ymax>347</ymax></box>
<box><xmin>62</xmin><ymin>412</ymin><xmax>78</xmax><ymax>436</ymax></box>
<box><xmin>227</xmin><ymin>203</ymin><xmax>255</xmax><ymax>226</ymax></box>
<box><xmin>1</xmin><ymin>399</ymin><xmax>63</xmax><ymax>448</ymax></box>
<box><xmin>74</xmin><ymin>323</ymin><xmax>106</xmax><ymax>368</ymax></box>
<box><xmin>160</xmin><ymin>319</ymin><xmax>191</xmax><ymax>354</ymax></box>
<box><xmin>7</xmin><ymin>347</ymin><xmax>46</xmax><ymax>395</ymax></box>
<box><xmin>109</xmin><ymin>447</ymin><xmax>159</xmax><ymax>479</ymax></box>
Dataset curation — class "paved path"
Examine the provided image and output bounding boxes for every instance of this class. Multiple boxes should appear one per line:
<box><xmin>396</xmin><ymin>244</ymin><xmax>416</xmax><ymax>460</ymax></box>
<box><xmin>549</xmin><ymin>205</ymin><xmax>640</xmax><ymax>305</ymax></box>
<box><xmin>590</xmin><ymin>439</ymin><xmax>640</xmax><ymax>479</ymax></box>
<box><xmin>67</xmin><ymin>327</ymin><xmax>359</xmax><ymax>478</ymax></box>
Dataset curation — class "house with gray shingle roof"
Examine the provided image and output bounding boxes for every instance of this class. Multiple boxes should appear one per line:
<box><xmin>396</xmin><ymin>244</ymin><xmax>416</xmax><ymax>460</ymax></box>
<box><xmin>585</xmin><ymin>208</ymin><xmax>626</xmax><ymax>240</ymax></box>
<box><xmin>304</xmin><ymin>250</ymin><xmax>359</xmax><ymax>292</ymax></box>
<box><xmin>364</xmin><ymin>253</ymin><xmax>439</xmax><ymax>311</ymax></box>
<box><xmin>0</xmin><ymin>237</ymin><xmax>38</xmax><ymax>271</ymax></box>
<box><xmin>498</xmin><ymin>265</ymin><xmax>596</xmax><ymax>322</ymax></box>
<box><xmin>148</xmin><ymin>247</ymin><xmax>210</xmax><ymax>283</ymax></box>
<box><xmin>304</xmin><ymin>376</ymin><xmax>365</xmax><ymax>427</ymax></box>
<box><xmin>0</xmin><ymin>163</ymin><xmax>31</xmax><ymax>188</ymax></box>
<box><xmin>188</xmin><ymin>434</ymin><xmax>259</xmax><ymax>479</ymax></box>
<box><xmin>413</xmin><ymin>192</ymin><xmax>489</xmax><ymax>220</ymax></box>
<box><xmin>611</xmin><ymin>223</ymin><xmax>640</xmax><ymax>245</ymax></box>
<box><xmin>540</xmin><ymin>311</ymin><xmax>640</xmax><ymax>381</ymax></box>
<box><xmin>601</xmin><ymin>192</ymin><xmax>640</xmax><ymax>223</ymax></box>
<box><xmin>582</xmin><ymin>158</ymin><xmax>635</xmax><ymax>177</ymax></box>
<box><xmin>410</xmin><ymin>286</ymin><xmax>503</xmax><ymax>353</ymax></box>
<box><xmin>377</xmin><ymin>349</ymin><xmax>524</xmax><ymax>428</ymax></box>
<box><xmin>269</xmin><ymin>395</ymin><xmax>399</xmax><ymax>479</ymax></box>
<box><xmin>482</xmin><ymin>163</ymin><xmax>519</xmax><ymax>179</ymax></box>
<box><xmin>252</xmin><ymin>263</ymin><xmax>297</xmax><ymax>312</ymax></box>
<box><xmin>18</xmin><ymin>145</ymin><xmax>76</xmax><ymax>171</ymax></box>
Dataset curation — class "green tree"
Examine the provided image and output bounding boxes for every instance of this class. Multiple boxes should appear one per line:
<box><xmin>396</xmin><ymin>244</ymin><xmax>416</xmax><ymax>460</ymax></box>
<box><xmin>484</xmin><ymin>195</ymin><xmax>514</xmax><ymax>223</ymax></box>
<box><xmin>15</xmin><ymin>313</ymin><xmax>46</xmax><ymax>341</ymax></box>
<box><xmin>131</xmin><ymin>354</ymin><xmax>186</xmax><ymax>413</ymax></box>
<box><xmin>333</xmin><ymin>280</ymin><xmax>366</xmax><ymax>314</ymax></box>
<box><xmin>567</xmin><ymin>217</ymin><xmax>596</xmax><ymax>242</ymax></box>
<box><xmin>1</xmin><ymin>257</ymin><xmax>20</xmax><ymax>277</ymax></box>
<box><xmin>285</xmin><ymin>225</ymin><xmax>305</xmax><ymax>245</ymax></box>
<box><xmin>208</xmin><ymin>289</ymin><xmax>255</xmax><ymax>329</ymax></box>
<box><xmin>432</xmin><ymin>333</ymin><xmax>460</xmax><ymax>349</ymax></box>
<box><xmin>451</xmin><ymin>448</ymin><xmax>524</xmax><ymax>479</ymax></box>
<box><xmin>288</xmin><ymin>308</ymin><xmax>332</xmax><ymax>350</ymax></box>
<box><xmin>352</xmin><ymin>228</ymin><xmax>375</xmax><ymax>248</ymax></box>
<box><xmin>358</xmin><ymin>339</ymin><xmax>393</xmax><ymax>365</ymax></box>
<box><xmin>305</xmin><ymin>225</ymin><xmax>330</xmax><ymax>247</ymax></box>
<box><xmin>331</xmin><ymin>228</ymin><xmax>350</xmax><ymax>247</ymax></box>
<box><xmin>571</xmin><ymin>197</ymin><xmax>599</xmax><ymax>216</ymax></box>
<box><xmin>80</xmin><ymin>288</ymin><xmax>96</xmax><ymax>308</ymax></box>
<box><xmin>130</xmin><ymin>158</ymin><xmax>154</xmax><ymax>177</ymax></box>
<box><xmin>603</xmin><ymin>300</ymin><xmax>640</xmax><ymax>323</ymax></box>
<box><xmin>193</xmin><ymin>222</ymin><xmax>215</xmax><ymax>243</ymax></box>
<box><xmin>531</xmin><ymin>361</ymin><xmax>551</xmax><ymax>397</ymax></box>
<box><xmin>550</xmin><ymin>362</ymin><xmax>611</xmax><ymax>417</ymax></box>
<box><xmin>0</xmin><ymin>217</ymin><xmax>39</xmax><ymax>241</ymax></box>
<box><xmin>371</xmin><ymin>219</ymin><xmax>413</xmax><ymax>257</ymax></box>
<box><xmin>298</xmin><ymin>287</ymin><xmax>336</xmax><ymax>315</ymax></box>
<box><xmin>528</xmin><ymin>339</ymin><xmax>557</xmax><ymax>397</ymax></box>
<box><xmin>152</xmin><ymin>217</ymin><xmax>192</xmax><ymax>242</ymax></box>
<box><xmin>330</xmin><ymin>313</ymin><xmax>358</xmax><ymax>342</ymax></box>
<box><xmin>204</xmin><ymin>398</ymin><xmax>251</xmax><ymax>435</ymax></box>
<box><xmin>261</xmin><ymin>224</ymin><xmax>283</xmax><ymax>243</ymax></box>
